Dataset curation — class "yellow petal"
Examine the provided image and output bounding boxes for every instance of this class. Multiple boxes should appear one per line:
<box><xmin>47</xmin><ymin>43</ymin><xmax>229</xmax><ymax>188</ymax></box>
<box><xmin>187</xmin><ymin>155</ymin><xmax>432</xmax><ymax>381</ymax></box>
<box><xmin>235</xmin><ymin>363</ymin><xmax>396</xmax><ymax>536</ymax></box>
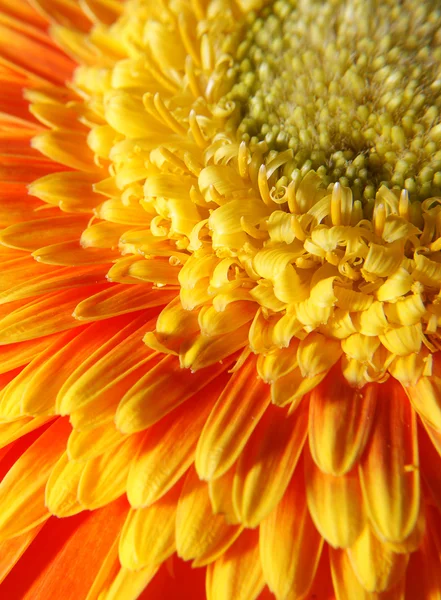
<box><xmin>78</xmin><ymin>433</ymin><xmax>141</xmax><ymax>510</ymax></box>
<box><xmin>206</xmin><ymin>530</ymin><xmax>264</xmax><ymax>600</ymax></box>
<box><xmin>45</xmin><ymin>451</ymin><xmax>85</xmax><ymax>517</ymax></box>
<box><xmin>233</xmin><ymin>401</ymin><xmax>308</xmax><ymax>527</ymax></box>
<box><xmin>196</xmin><ymin>357</ymin><xmax>271</xmax><ymax>481</ymax></box>
<box><xmin>176</xmin><ymin>466</ymin><xmax>242</xmax><ymax>567</ymax></box>
<box><xmin>297</xmin><ymin>332</ymin><xmax>342</xmax><ymax>378</ymax></box>
<box><xmin>119</xmin><ymin>481</ymin><xmax>182</xmax><ymax>570</ymax></box>
<box><xmin>347</xmin><ymin>527</ymin><xmax>408</xmax><ymax>593</ymax></box>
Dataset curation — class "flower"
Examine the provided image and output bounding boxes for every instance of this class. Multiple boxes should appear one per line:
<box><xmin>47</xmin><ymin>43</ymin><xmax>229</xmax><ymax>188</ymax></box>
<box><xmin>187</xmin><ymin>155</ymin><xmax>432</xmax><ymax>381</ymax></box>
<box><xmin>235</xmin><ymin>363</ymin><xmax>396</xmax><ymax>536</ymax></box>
<box><xmin>0</xmin><ymin>0</ymin><xmax>441</xmax><ymax>598</ymax></box>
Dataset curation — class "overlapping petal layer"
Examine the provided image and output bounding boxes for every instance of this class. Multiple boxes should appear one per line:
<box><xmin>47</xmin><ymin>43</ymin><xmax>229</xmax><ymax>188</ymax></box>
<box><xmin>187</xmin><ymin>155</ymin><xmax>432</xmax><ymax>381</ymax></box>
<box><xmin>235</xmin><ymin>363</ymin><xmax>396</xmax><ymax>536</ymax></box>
<box><xmin>0</xmin><ymin>0</ymin><xmax>441</xmax><ymax>599</ymax></box>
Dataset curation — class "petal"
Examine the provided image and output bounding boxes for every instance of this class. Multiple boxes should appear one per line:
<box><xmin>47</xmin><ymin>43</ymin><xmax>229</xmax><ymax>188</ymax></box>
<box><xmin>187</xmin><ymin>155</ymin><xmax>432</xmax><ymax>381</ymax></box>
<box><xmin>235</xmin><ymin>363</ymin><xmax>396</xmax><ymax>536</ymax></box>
<box><xmin>208</xmin><ymin>465</ymin><xmax>240</xmax><ymax>525</ymax></box>
<box><xmin>1</xmin><ymin>499</ymin><xmax>128</xmax><ymax>600</ymax></box>
<box><xmin>119</xmin><ymin>480</ymin><xmax>183</xmax><ymax>570</ymax></box>
<box><xmin>74</xmin><ymin>285</ymin><xmax>176</xmax><ymax>320</ymax></box>
<box><xmin>206</xmin><ymin>530</ymin><xmax>264</xmax><ymax>600</ymax></box>
<box><xmin>405</xmin><ymin>509</ymin><xmax>441</xmax><ymax>600</ymax></box>
<box><xmin>332</xmin><ymin>546</ymin><xmax>407</xmax><ymax>599</ymax></box>
<box><xmin>116</xmin><ymin>355</ymin><xmax>231</xmax><ymax>433</ymax></box>
<box><xmin>176</xmin><ymin>466</ymin><xmax>242</xmax><ymax>567</ymax></box>
<box><xmin>196</xmin><ymin>356</ymin><xmax>271</xmax><ymax>481</ymax></box>
<box><xmin>77</xmin><ymin>433</ymin><xmax>142</xmax><ymax>510</ymax></box>
<box><xmin>0</xmin><ymin>285</ymin><xmax>108</xmax><ymax>343</ymax></box>
<box><xmin>0</xmin><ymin>418</ymin><xmax>70</xmax><ymax>540</ymax></box>
<box><xmin>233</xmin><ymin>400</ymin><xmax>308</xmax><ymax>527</ymax></box>
<box><xmin>347</xmin><ymin>526</ymin><xmax>408</xmax><ymax>592</ymax></box>
<box><xmin>309</xmin><ymin>368</ymin><xmax>377</xmax><ymax>475</ymax></box>
<box><xmin>57</xmin><ymin>314</ymin><xmax>157</xmax><ymax>415</ymax></box>
<box><xmin>0</xmin><ymin>523</ymin><xmax>45</xmax><ymax>584</ymax></box>
<box><xmin>359</xmin><ymin>379</ymin><xmax>420</xmax><ymax>543</ymax></box>
<box><xmin>126</xmin><ymin>375</ymin><xmax>227</xmax><ymax>507</ymax></box>
<box><xmin>259</xmin><ymin>462</ymin><xmax>323</xmax><ymax>600</ymax></box>
<box><xmin>45</xmin><ymin>451</ymin><xmax>85</xmax><ymax>517</ymax></box>
<box><xmin>305</xmin><ymin>445</ymin><xmax>365</xmax><ymax>548</ymax></box>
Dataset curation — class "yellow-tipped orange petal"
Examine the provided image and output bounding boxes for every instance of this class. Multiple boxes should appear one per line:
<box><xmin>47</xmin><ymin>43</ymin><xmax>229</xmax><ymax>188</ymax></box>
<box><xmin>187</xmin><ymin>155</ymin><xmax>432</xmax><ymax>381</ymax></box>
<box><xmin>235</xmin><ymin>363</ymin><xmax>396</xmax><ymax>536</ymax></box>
<box><xmin>407</xmin><ymin>365</ymin><xmax>441</xmax><ymax>430</ymax></box>
<box><xmin>208</xmin><ymin>465</ymin><xmax>240</xmax><ymax>525</ymax></box>
<box><xmin>260</xmin><ymin>462</ymin><xmax>323</xmax><ymax>600</ymax></box>
<box><xmin>67</xmin><ymin>422</ymin><xmax>126</xmax><ymax>461</ymax></box>
<box><xmin>77</xmin><ymin>433</ymin><xmax>142</xmax><ymax>510</ymax></box>
<box><xmin>74</xmin><ymin>285</ymin><xmax>176</xmax><ymax>320</ymax></box>
<box><xmin>330</xmin><ymin>547</ymin><xmax>405</xmax><ymax>600</ymax></box>
<box><xmin>347</xmin><ymin>526</ymin><xmax>408</xmax><ymax>592</ymax></box>
<box><xmin>309</xmin><ymin>368</ymin><xmax>377</xmax><ymax>475</ymax></box>
<box><xmin>233</xmin><ymin>400</ymin><xmax>308</xmax><ymax>527</ymax></box>
<box><xmin>119</xmin><ymin>480</ymin><xmax>183</xmax><ymax>571</ymax></box>
<box><xmin>45</xmin><ymin>451</ymin><xmax>85</xmax><ymax>517</ymax></box>
<box><xmin>116</xmin><ymin>355</ymin><xmax>231</xmax><ymax>433</ymax></box>
<box><xmin>196</xmin><ymin>356</ymin><xmax>271</xmax><ymax>481</ymax></box>
<box><xmin>126</xmin><ymin>376</ymin><xmax>226</xmax><ymax>508</ymax></box>
<box><xmin>359</xmin><ymin>379</ymin><xmax>420</xmax><ymax>544</ymax></box>
<box><xmin>305</xmin><ymin>445</ymin><xmax>365</xmax><ymax>548</ymax></box>
<box><xmin>176</xmin><ymin>466</ymin><xmax>242</xmax><ymax>567</ymax></box>
<box><xmin>206</xmin><ymin>530</ymin><xmax>264</xmax><ymax>600</ymax></box>
<box><xmin>0</xmin><ymin>417</ymin><xmax>70</xmax><ymax>540</ymax></box>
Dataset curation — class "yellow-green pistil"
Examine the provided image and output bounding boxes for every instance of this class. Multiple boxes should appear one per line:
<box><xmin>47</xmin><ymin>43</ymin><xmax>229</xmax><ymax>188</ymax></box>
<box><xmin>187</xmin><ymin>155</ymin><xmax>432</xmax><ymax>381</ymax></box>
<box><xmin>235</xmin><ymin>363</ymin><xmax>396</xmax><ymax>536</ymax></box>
<box><xmin>223</xmin><ymin>0</ymin><xmax>441</xmax><ymax>202</ymax></box>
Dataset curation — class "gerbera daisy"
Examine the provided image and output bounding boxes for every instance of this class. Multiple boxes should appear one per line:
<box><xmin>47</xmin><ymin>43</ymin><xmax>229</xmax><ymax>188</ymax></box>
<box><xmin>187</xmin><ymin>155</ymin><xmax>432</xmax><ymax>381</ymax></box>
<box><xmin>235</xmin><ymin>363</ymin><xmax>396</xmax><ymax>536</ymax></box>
<box><xmin>0</xmin><ymin>0</ymin><xmax>441</xmax><ymax>597</ymax></box>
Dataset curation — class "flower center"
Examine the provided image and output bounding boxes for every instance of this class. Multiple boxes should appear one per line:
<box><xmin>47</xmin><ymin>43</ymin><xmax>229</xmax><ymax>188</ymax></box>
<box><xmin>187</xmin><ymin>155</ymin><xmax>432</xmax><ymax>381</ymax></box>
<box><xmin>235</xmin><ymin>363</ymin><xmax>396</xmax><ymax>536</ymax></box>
<box><xmin>226</xmin><ymin>0</ymin><xmax>441</xmax><ymax>203</ymax></box>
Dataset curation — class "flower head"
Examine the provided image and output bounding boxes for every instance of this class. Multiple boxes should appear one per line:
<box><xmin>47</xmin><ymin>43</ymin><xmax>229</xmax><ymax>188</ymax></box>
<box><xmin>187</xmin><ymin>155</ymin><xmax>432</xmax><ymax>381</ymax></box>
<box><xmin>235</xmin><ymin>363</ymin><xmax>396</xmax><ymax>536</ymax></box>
<box><xmin>0</xmin><ymin>0</ymin><xmax>441</xmax><ymax>598</ymax></box>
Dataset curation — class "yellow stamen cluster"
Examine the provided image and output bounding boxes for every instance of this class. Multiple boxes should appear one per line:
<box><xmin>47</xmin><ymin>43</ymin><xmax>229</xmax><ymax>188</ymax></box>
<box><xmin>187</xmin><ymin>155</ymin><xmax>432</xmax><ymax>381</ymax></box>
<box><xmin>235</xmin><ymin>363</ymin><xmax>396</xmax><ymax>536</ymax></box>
<box><xmin>225</xmin><ymin>0</ymin><xmax>441</xmax><ymax>202</ymax></box>
<box><xmin>28</xmin><ymin>0</ymin><xmax>441</xmax><ymax>399</ymax></box>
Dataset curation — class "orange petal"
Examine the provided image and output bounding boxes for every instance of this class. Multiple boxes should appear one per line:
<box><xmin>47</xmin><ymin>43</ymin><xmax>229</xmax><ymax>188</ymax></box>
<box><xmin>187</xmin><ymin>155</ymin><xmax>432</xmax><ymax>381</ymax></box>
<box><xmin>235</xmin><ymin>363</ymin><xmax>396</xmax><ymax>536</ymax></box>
<box><xmin>116</xmin><ymin>354</ymin><xmax>231</xmax><ymax>433</ymax></box>
<box><xmin>419</xmin><ymin>422</ymin><xmax>441</xmax><ymax>513</ymax></box>
<box><xmin>405</xmin><ymin>508</ymin><xmax>441</xmax><ymax>600</ymax></box>
<box><xmin>233</xmin><ymin>400</ymin><xmax>308</xmax><ymax>527</ymax></box>
<box><xmin>305</xmin><ymin>445</ymin><xmax>365</xmax><ymax>548</ymax></box>
<box><xmin>347</xmin><ymin>526</ymin><xmax>408</xmax><ymax>592</ymax></box>
<box><xmin>138</xmin><ymin>557</ymin><xmax>206</xmax><ymax>600</ymax></box>
<box><xmin>0</xmin><ymin>417</ymin><xmax>70</xmax><ymax>540</ymax></box>
<box><xmin>260</xmin><ymin>462</ymin><xmax>323</xmax><ymax>600</ymax></box>
<box><xmin>0</xmin><ymin>284</ymin><xmax>108</xmax><ymax>343</ymax></box>
<box><xmin>119</xmin><ymin>480</ymin><xmax>183</xmax><ymax>570</ymax></box>
<box><xmin>0</xmin><ymin>523</ymin><xmax>45</xmax><ymax>584</ymax></box>
<box><xmin>206</xmin><ymin>529</ymin><xmax>264</xmax><ymax>600</ymax></box>
<box><xmin>0</xmin><ymin>215</ymin><xmax>89</xmax><ymax>252</ymax></box>
<box><xmin>0</xmin><ymin>21</ymin><xmax>74</xmax><ymax>84</ymax></box>
<box><xmin>1</xmin><ymin>498</ymin><xmax>128</xmax><ymax>600</ymax></box>
<box><xmin>126</xmin><ymin>375</ymin><xmax>227</xmax><ymax>507</ymax></box>
<box><xmin>196</xmin><ymin>356</ymin><xmax>271</xmax><ymax>481</ymax></box>
<box><xmin>359</xmin><ymin>378</ymin><xmax>420</xmax><ymax>543</ymax></box>
<box><xmin>0</xmin><ymin>264</ymin><xmax>108</xmax><ymax>305</ymax></box>
<box><xmin>176</xmin><ymin>466</ymin><xmax>242</xmax><ymax>567</ymax></box>
<box><xmin>58</xmin><ymin>314</ymin><xmax>157</xmax><ymax>415</ymax></box>
<box><xmin>309</xmin><ymin>368</ymin><xmax>377</xmax><ymax>475</ymax></box>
